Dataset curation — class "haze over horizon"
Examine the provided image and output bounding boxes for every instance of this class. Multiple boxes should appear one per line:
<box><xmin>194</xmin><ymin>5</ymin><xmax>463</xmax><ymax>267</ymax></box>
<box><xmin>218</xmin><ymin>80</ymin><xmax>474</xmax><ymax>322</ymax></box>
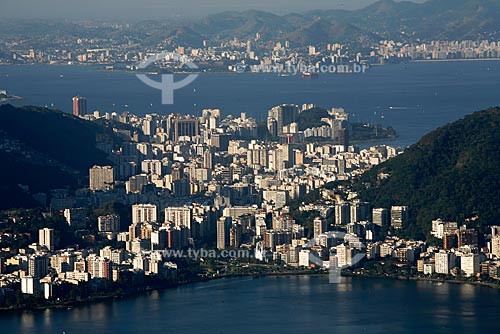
<box><xmin>1</xmin><ymin>0</ymin><xmax>428</xmax><ymax>20</ymax></box>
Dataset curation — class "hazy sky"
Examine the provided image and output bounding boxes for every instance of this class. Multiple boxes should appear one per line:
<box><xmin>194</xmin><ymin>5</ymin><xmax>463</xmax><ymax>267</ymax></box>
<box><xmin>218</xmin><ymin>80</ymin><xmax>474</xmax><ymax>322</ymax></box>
<box><xmin>1</xmin><ymin>0</ymin><xmax>428</xmax><ymax>20</ymax></box>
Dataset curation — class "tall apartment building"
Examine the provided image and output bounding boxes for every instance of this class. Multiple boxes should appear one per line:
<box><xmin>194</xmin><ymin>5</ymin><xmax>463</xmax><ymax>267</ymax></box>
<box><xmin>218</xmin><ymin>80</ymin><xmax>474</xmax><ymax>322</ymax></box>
<box><xmin>132</xmin><ymin>204</ymin><xmax>158</xmax><ymax>224</ymax></box>
<box><xmin>491</xmin><ymin>235</ymin><xmax>500</xmax><ymax>258</ymax></box>
<box><xmin>313</xmin><ymin>217</ymin><xmax>327</xmax><ymax>237</ymax></box>
<box><xmin>100</xmin><ymin>247</ymin><xmax>126</xmax><ymax>265</ymax></box>
<box><xmin>267</xmin><ymin>104</ymin><xmax>299</xmax><ymax>136</ymax></box>
<box><xmin>64</xmin><ymin>208</ymin><xmax>87</xmax><ymax>229</ymax></box>
<box><xmin>165</xmin><ymin>207</ymin><xmax>192</xmax><ymax>229</ymax></box>
<box><xmin>372</xmin><ymin>208</ymin><xmax>389</xmax><ymax>227</ymax></box>
<box><xmin>141</xmin><ymin>159</ymin><xmax>162</xmax><ymax>176</ymax></box>
<box><xmin>435</xmin><ymin>251</ymin><xmax>456</xmax><ymax>275</ymax></box>
<box><xmin>391</xmin><ymin>206</ymin><xmax>409</xmax><ymax>229</ymax></box>
<box><xmin>72</xmin><ymin>96</ymin><xmax>87</xmax><ymax>116</ymax></box>
<box><xmin>457</xmin><ymin>228</ymin><xmax>478</xmax><ymax>247</ymax></box>
<box><xmin>98</xmin><ymin>214</ymin><xmax>121</xmax><ymax>233</ymax></box>
<box><xmin>229</xmin><ymin>223</ymin><xmax>243</xmax><ymax>248</ymax></box>
<box><xmin>217</xmin><ymin>217</ymin><xmax>232</xmax><ymax>250</ymax></box>
<box><xmin>28</xmin><ymin>255</ymin><xmax>50</xmax><ymax>278</ymax></box>
<box><xmin>335</xmin><ymin>201</ymin><xmax>350</xmax><ymax>225</ymax></box>
<box><xmin>350</xmin><ymin>201</ymin><xmax>371</xmax><ymax>223</ymax></box>
<box><xmin>461</xmin><ymin>253</ymin><xmax>480</xmax><ymax>277</ymax></box>
<box><xmin>89</xmin><ymin>165</ymin><xmax>114</xmax><ymax>191</ymax></box>
<box><xmin>39</xmin><ymin>228</ymin><xmax>54</xmax><ymax>251</ymax></box>
<box><xmin>172</xmin><ymin>116</ymin><xmax>199</xmax><ymax>142</ymax></box>
<box><xmin>50</xmin><ymin>252</ymin><xmax>76</xmax><ymax>274</ymax></box>
<box><xmin>443</xmin><ymin>233</ymin><xmax>458</xmax><ymax>250</ymax></box>
<box><xmin>86</xmin><ymin>255</ymin><xmax>112</xmax><ymax>280</ymax></box>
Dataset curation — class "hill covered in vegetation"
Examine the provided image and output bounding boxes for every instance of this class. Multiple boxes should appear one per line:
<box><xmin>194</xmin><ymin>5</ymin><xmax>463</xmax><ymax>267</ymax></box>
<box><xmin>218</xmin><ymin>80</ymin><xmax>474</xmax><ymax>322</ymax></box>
<box><xmin>354</xmin><ymin>107</ymin><xmax>500</xmax><ymax>239</ymax></box>
<box><xmin>0</xmin><ymin>104</ymin><xmax>118</xmax><ymax>209</ymax></box>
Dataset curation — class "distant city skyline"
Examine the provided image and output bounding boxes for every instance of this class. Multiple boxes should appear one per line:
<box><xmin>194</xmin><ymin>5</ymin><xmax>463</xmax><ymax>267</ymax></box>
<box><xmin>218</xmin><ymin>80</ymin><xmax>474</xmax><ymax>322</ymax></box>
<box><xmin>1</xmin><ymin>0</ymin><xmax>428</xmax><ymax>20</ymax></box>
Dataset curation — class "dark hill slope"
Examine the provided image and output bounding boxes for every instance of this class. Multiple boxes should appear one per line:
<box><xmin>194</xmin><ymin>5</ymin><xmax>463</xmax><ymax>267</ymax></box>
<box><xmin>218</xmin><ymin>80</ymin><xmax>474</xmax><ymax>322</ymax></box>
<box><xmin>0</xmin><ymin>104</ymin><xmax>117</xmax><ymax>209</ymax></box>
<box><xmin>354</xmin><ymin>107</ymin><xmax>500</xmax><ymax>238</ymax></box>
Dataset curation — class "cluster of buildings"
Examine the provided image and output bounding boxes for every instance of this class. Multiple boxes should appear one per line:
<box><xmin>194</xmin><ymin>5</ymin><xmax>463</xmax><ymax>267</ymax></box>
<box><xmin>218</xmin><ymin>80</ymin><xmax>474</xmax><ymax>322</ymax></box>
<box><xmin>266</xmin><ymin>104</ymin><xmax>349</xmax><ymax>146</ymax></box>
<box><xmin>414</xmin><ymin>220</ymin><xmax>500</xmax><ymax>279</ymax></box>
<box><xmin>0</xmin><ymin>227</ymin><xmax>178</xmax><ymax>301</ymax></box>
<box><xmin>264</xmin><ymin>199</ymin><xmax>413</xmax><ymax>268</ymax></box>
<box><xmin>0</xmin><ymin>28</ymin><xmax>363</xmax><ymax>72</ymax></box>
<box><xmin>2</xmin><ymin>97</ymin><xmax>498</xmax><ymax>306</ymax></box>
<box><xmin>4</xmin><ymin>22</ymin><xmax>500</xmax><ymax>72</ymax></box>
<box><xmin>0</xmin><ymin>100</ymin><xmax>403</xmax><ymax>304</ymax></box>
<box><xmin>262</xmin><ymin>203</ymin><xmax>500</xmax><ymax>283</ymax></box>
<box><xmin>375</xmin><ymin>40</ymin><xmax>500</xmax><ymax>61</ymax></box>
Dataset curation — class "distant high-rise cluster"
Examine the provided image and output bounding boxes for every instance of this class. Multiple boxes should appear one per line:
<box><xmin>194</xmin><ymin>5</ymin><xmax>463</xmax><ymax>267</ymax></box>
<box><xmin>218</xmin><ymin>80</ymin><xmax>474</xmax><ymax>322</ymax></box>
<box><xmin>267</xmin><ymin>104</ymin><xmax>299</xmax><ymax>136</ymax></box>
<box><xmin>72</xmin><ymin>96</ymin><xmax>87</xmax><ymax>116</ymax></box>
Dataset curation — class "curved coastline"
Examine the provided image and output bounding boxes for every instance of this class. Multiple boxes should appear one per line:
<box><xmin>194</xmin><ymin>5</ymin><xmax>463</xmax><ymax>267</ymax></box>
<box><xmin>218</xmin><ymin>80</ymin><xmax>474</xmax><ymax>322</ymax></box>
<box><xmin>2</xmin><ymin>269</ymin><xmax>499</xmax><ymax>313</ymax></box>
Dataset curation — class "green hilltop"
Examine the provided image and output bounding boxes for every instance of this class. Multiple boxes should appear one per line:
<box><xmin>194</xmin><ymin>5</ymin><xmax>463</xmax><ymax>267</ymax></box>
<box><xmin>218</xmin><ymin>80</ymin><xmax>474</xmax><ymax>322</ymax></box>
<box><xmin>354</xmin><ymin>107</ymin><xmax>500</xmax><ymax>239</ymax></box>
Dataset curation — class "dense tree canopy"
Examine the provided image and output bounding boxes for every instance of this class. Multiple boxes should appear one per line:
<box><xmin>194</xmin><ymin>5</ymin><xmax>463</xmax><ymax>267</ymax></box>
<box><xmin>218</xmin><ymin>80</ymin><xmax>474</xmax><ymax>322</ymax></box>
<box><xmin>354</xmin><ymin>107</ymin><xmax>500</xmax><ymax>239</ymax></box>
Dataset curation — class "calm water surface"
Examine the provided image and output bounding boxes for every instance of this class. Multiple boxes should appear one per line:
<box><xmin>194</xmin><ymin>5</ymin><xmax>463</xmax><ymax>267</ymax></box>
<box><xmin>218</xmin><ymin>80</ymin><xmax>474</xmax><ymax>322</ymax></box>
<box><xmin>1</xmin><ymin>61</ymin><xmax>500</xmax><ymax>147</ymax></box>
<box><xmin>1</xmin><ymin>276</ymin><xmax>499</xmax><ymax>334</ymax></box>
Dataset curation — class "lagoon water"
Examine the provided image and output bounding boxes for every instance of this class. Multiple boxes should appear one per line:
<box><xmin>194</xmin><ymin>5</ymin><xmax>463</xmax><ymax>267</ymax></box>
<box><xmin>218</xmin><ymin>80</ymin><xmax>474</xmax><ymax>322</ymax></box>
<box><xmin>1</xmin><ymin>61</ymin><xmax>500</xmax><ymax>147</ymax></box>
<box><xmin>1</xmin><ymin>276</ymin><xmax>499</xmax><ymax>333</ymax></box>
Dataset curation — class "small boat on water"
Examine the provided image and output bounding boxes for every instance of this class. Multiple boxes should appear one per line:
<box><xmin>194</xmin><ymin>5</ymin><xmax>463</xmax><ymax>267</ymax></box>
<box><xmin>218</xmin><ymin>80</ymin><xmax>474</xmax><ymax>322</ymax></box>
<box><xmin>301</xmin><ymin>71</ymin><xmax>318</xmax><ymax>79</ymax></box>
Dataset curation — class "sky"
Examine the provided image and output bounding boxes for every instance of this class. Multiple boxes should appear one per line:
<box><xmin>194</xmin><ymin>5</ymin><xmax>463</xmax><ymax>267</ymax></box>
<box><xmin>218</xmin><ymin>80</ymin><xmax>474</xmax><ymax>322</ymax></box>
<box><xmin>1</xmin><ymin>0</ymin><xmax>428</xmax><ymax>20</ymax></box>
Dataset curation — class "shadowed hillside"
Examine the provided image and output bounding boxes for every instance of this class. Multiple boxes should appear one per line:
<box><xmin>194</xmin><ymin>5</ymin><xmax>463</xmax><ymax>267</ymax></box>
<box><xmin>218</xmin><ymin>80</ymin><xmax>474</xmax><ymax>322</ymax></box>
<box><xmin>354</xmin><ymin>107</ymin><xmax>500</xmax><ymax>239</ymax></box>
<box><xmin>0</xmin><ymin>104</ymin><xmax>119</xmax><ymax>209</ymax></box>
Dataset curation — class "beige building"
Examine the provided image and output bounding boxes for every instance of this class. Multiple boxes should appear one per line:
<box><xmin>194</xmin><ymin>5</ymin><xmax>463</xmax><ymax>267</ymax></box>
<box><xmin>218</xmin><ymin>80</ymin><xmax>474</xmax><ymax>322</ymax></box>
<box><xmin>39</xmin><ymin>228</ymin><xmax>54</xmax><ymax>252</ymax></box>
<box><xmin>89</xmin><ymin>165</ymin><xmax>114</xmax><ymax>191</ymax></box>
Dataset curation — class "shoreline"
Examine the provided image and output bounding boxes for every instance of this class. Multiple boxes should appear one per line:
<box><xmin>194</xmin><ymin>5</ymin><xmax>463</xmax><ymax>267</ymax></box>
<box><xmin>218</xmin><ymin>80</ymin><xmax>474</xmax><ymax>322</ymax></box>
<box><xmin>0</xmin><ymin>269</ymin><xmax>320</xmax><ymax>313</ymax></box>
<box><xmin>350</xmin><ymin>137</ymin><xmax>398</xmax><ymax>144</ymax></box>
<box><xmin>410</xmin><ymin>58</ymin><xmax>500</xmax><ymax>63</ymax></box>
<box><xmin>3</xmin><ymin>269</ymin><xmax>499</xmax><ymax>313</ymax></box>
<box><xmin>2</xmin><ymin>57</ymin><xmax>500</xmax><ymax>76</ymax></box>
<box><xmin>0</xmin><ymin>96</ymin><xmax>23</xmax><ymax>103</ymax></box>
<box><xmin>346</xmin><ymin>272</ymin><xmax>500</xmax><ymax>290</ymax></box>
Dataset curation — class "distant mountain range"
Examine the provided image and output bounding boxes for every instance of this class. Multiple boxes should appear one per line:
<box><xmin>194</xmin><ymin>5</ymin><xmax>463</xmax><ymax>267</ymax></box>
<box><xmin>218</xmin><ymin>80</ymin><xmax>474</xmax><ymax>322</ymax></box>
<box><xmin>354</xmin><ymin>107</ymin><xmax>500</xmax><ymax>240</ymax></box>
<box><xmin>154</xmin><ymin>0</ymin><xmax>500</xmax><ymax>48</ymax></box>
<box><xmin>0</xmin><ymin>105</ymin><xmax>117</xmax><ymax>209</ymax></box>
<box><xmin>2</xmin><ymin>0</ymin><xmax>499</xmax><ymax>52</ymax></box>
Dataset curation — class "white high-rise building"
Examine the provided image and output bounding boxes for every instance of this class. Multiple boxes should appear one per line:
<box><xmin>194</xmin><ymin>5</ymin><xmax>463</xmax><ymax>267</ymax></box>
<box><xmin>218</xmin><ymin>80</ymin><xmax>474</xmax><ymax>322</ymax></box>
<box><xmin>21</xmin><ymin>276</ymin><xmax>38</xmax><ymax>295</ymax></box>
<box><xmin>372</xmin><ymin>208</ymin><xmax>389</xmax><ymax>227</ymax></box>
<box><xmin>299</xmin><ymin>250</ymin><xmax>311</xmax><ymax>267</ymax></box>
<box><xmin>335</xmin><ymin>201</ymin><xmax>350</xmax><ymax>225</ymax></box>
<box><xmin>434</xmin><ymin>251</ymin><xmax>456</xmax><ymax>275</ymax></box>
<box><xmin>461</xmin><ymin>253</ymin><xmax>480</xmax><ymax>277</ymax></box>
<box><xmin>141</xmin><ymin>159</ymin><xmax>162</xmax><ymax>176</ymax></box>
<box><xmin>89</xmin><ymin>165</ymin><xmax>114</xmax><ymax>191</ymax></box>
<box><xmin>132</xmin><ymin>204</ymin><xmax>157</xmax><ymax>224</ymax></box>
<box><xmin>39</xmin><ymin>228</ymin><xmax>54</xmax><ymax>251</ymax></box>
<box><xmin>335</xmin><ymin>243</ymin><xmax>353</xmax><ymax>267</ymax></box>
<box><xmin>313</xmin><ymin>217</ymin><xmax>327</xmax><ymax>238</ymax></box>
<box><xmin>491</xmin><ymin>235</ymin><xmax>500</xmax><ymax>258</ymax></box>
<box><xmin>98</xmin><ymin>214</ymin><xmax>121</xmax><ymax>233</ymax></box>
<box><xmin>165</xmin><ymin>207</ymin><xmax>192</xmax><ymax>229</ymax></box>
<box><xmin>217</xmin><ymin>217</ymin><xmax>231</xmax><ymax>250</ymax></box>
<box><xmin>391</xmin><ymin>206</ymin><xmax>409</xmax><ymax>229</ymax></box>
